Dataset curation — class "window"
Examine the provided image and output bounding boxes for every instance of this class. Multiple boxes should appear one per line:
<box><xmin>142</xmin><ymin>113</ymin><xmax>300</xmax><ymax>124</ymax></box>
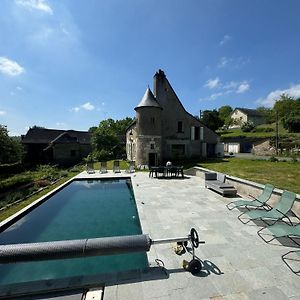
<box><xmin>194</xmin><ymin>126</ymin><xmax>200</xmax><ymax>140</ymax></box>
<box><xmin>177</xmin><ymin>121</ymin><xmax>183</xmax><ymax>133</ymax></box>
<box><xmin>150</xmin><ymin>117</ymin><xmax>155</xmax><ymax>124</ymax></box>
<box><xmin>191</xmin><ymin>126</ymin><xmax>200</xmax><ymax>140</ymax></box>
<box><xmin>171</xmin><ymin>144</ymin><xmax>185</xmax><ymax>158</ymax></box>
<box><xmin>70</xmin><ymin>150</ymin><xmax>76</xmax><ymax>157</ymax></box>
<box><xmin>150</xmin><ymin>143</ymin><xmax>155</xmax><ymax>150</ymax></box>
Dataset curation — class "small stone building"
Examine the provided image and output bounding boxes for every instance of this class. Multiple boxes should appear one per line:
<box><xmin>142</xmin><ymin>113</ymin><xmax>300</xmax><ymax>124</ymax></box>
<box><xmin>231</xmin><ymin>108</ymin><xmax>265</xmax><ymax>126</ymax></box>
<box><xmin>126</xmin><ymin>70</ymin><xmax>220</xmax><ymax>166</ymax></box>
<box><xmin>22</xmin><ymin>127</ymin><xmax>91</xmax><ymax>166</ymax></box>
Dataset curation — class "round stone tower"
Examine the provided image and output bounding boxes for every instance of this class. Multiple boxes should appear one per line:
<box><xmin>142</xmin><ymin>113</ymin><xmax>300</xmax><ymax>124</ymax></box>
<box><xmin>134</xmin><ymin>88</ymin><xmax>162</xmax><ymax>166</ymax></box>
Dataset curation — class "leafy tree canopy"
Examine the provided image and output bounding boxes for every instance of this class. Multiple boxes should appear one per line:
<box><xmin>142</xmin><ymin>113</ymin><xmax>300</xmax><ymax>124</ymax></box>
<box><xmin>0</xmin><ymin>125</ymin><xmax>22</xmax><ymax>164</ymax></box>
<box><xmin>218</xmin><ymin>105</ymin><xmax>232</xmax><ymax>122</ymax></box>
<box><xmin>90</xmin><ymin>117</ymin><xmax>134</xmax><ymax>161</ymax></box>
<box><xmin>200</xmin><ymin>110</ymin><xmax>223</xmax><ymax>131</ymax></box>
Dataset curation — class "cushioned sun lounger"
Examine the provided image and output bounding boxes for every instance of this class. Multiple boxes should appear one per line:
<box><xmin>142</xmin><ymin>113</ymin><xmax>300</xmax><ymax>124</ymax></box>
<box><xmin>226</xmin><ymin>184</ymin><xmax>274</xmax><ymax>210</ymax></box>
<box><xmin>238</xmin><ymin>190</ymin><xmax>296</xmax><ymax>225</ymax></box>
<box><xmin>205</xmin><ymin>172</ymin><xmax>237</xmax><ymax>197</ymax></box>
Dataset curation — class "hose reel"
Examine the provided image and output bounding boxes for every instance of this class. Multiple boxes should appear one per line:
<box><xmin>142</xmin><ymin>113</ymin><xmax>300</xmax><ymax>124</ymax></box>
<box><xmin>0</xmin><ymin>228</ymin><xmax>205</xmax><ymax>274</ymax></box>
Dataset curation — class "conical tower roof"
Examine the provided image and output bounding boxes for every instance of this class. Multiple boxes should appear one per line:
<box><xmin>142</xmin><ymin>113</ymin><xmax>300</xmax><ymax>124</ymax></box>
<box><xmin>134</xmin><ymin>88</ymin><xmax>162</xmax><ymax>110</ymax></box>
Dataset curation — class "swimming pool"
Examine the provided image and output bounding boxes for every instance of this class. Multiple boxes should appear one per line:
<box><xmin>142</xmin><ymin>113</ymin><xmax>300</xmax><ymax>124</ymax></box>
<box><xmin>0</xmin><ymin>179</ymin><xmax>148</xmax><ymax>285</ymax></box>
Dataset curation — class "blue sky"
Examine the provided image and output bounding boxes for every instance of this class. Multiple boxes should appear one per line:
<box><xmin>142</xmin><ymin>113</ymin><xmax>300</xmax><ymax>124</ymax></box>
<box><xmin>1</xmin><ymin>0</ymin><xmax>300</xmax><ymax>136</ymax></box>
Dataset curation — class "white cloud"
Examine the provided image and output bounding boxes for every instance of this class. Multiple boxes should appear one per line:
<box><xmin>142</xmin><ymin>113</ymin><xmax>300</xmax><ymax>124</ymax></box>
<box><xmin>70</xmin><ymin>107</ymin><xmax>80</xmax><ymax>112</ymax></box>
<box><xmin>204</xmin><ymin>77</ymin><xmax>220</xmax><ymax>89</ymax></box>
<box><xmin>0</xmin><ymin>57</ymin><xmax>24</xmax><ymax>76</ymax></box>
<box><xmin>0</xmin><ymin>110</ymin><xmax>7</xmax><ymax>116</ymax></box>
<box><xmin>256</xmin><ymin>84</ymin><xmax>300</xmax><ymax>107</ymax></box>
<box><xmin>237</xmin><ymin>82</ymin><xmax>250</xmax><ymax>94</ymax></box>
<box><xmin>56</xmin><ymin>122</ymin><xmax>66</xmax><ymax>127</ymax></box>
<box><xmin>218</xmin><ymin>57</ymin><xmax>229</xmax><ymax>68</ymax></box>
<box><xmin>82</xmin><ymin>102</ymin><xmax>95</xmax><ymax>111</ymax></box>
<box><xmin>219</xmin><ymin>34</ymin><xmax>232</xmax><ymax>46</ymax></box>
<box><xmin>70</xmin><ymin>102</ymin><xmax>95</xmax><ymax>113</ymax></box>
<box><xmin>15</xmin><ymin>0</ymin><xmax>53</xmax><ymax>14</ymax></box>
<box><xmin>16</xmin><ymin>86</ymin><xmax>23</xmax><ymax>90</ymax></box>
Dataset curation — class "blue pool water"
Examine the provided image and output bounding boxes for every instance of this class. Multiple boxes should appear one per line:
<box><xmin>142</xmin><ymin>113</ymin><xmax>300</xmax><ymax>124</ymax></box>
<box><xmin>0</xmin><ymin>179</ymin><xmax>148</xmax><ymax>285</ymax></box>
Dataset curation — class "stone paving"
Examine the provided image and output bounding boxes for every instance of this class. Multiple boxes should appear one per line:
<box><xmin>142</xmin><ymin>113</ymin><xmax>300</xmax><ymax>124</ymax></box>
<box><xmin>102</xmin><ymin>171</ymin><xmax>299</xmax><ymax>300</ymax></box>
<box><xmin>2</xmin><ymin>170</ymin><xmax>299</xmax><ymax>299</ymax></box>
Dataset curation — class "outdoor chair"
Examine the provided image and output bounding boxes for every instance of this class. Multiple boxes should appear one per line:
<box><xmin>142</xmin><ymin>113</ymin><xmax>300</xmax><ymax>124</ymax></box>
<box><xmin>100</xmin><ymin>161</ymin><xmax>108</xmax><ymax>173</ymax></box>
<box><xmin>282</xmin><ymin>250</ymin><xmax>300</xmax><ymax>275</ymax></box>
<box><xmin>113</xmin><ymin>160</ymin><xmax>121</xmax><ymax>173</ymax></box>
<box><xmin>238</xmin><ymin>190</ymin><xmax>296</xmax><ymax>225</ymax></box>
<box><xmin>205</xmin><ymin>172</ymin><xmax>237</xmax><ymax>197</ymax></box>
<box><xmin>125</xmin><ymin>161</ymin><xmax>135</xmax><ymax>173</ymax></box>
<box><xmin>226</xmin><ymin>183</ymin><xmax>274</xmax><ymax>210</ymax></box>
<box><xmin>257</xmin><ymin>222</ymin><xmax>300</xmax><ymax>246</ymax></box>
<box><xmin>86</xmin><ymin>162</ymin><xmax>95</xmax><ymax>174</ymax></box>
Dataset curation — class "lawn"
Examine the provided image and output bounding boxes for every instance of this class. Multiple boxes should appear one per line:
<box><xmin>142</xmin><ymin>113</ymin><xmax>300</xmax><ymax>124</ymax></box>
<box><xmin>197</xmin><ymin>158</ymin><xmax>300</xmax><ymax>194</ymax></box>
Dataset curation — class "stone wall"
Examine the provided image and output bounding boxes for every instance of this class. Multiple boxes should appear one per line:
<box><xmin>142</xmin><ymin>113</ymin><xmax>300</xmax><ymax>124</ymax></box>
<box><xmin>186</xmin><ymin>166</ymin><xmax>300</xmax><ymax>218</ymax></box>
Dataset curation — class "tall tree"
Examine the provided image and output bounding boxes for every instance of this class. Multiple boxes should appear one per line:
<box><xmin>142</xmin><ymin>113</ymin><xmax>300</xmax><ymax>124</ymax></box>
<box><xmin>200</xmin><ymin>110</ymin><xmax>223</xmax><ymax>131</ymax></box>
<box><xmin>218</xmin><ymin>105</ymin><xmax>232</xmax><ymax>122</ymax></box>
<box><xmin>90</xmin><ymin>117</ymin><xmax>134</xmax><ymax>160</ymax></box>
<box><xmin>273</xmin><ymin>94</ymin><xmax>300</xmax><ymax>119</ymax></box>
<box><xmin>0</xmin><ymin>125</ymin><xmax>22</xmax><ymax>164</ymax></box>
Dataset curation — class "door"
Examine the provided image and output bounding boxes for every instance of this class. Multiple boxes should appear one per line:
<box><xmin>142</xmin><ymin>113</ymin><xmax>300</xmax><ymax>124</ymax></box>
<box><xmin>148</xmin><ymin>153</ymin><xmax>157</xmax><ymax>167</ymax></box>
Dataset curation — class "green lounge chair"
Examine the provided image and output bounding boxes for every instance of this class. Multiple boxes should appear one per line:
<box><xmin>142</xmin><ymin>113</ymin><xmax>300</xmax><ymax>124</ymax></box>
<box><xmin>227</xmin><ymin>184</ymin><xmax>274</xmax><ymax>211</ymax></box>
<box><xmin>238</xmin><ymin>190</ymin><xmax>296</xmax><ymax>225</ymax></box>
<box><xmin>282</xmin><ymin>250</ymin><xmax>300</xmax><ymax>275</ymax></box>
<box><xmin>257</xmin><ymin>223</ymin><xmax>300</xmax><ymax>246</ymax></box>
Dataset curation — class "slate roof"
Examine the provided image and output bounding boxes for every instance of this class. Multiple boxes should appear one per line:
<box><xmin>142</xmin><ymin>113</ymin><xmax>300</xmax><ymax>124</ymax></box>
<box><xmin>234</xmin><ymin>107</ymin><xmax>264</xmax><ymax>117</ymax></box>
<box><xmin>135</xmin><ymin>88</ymin><xmax>162</xmax><ymax>110</ymax></box>
<box><xmin>22</xmin><ymin>128</ymin><xmax>91</xmax><ymax>144</ymax></box>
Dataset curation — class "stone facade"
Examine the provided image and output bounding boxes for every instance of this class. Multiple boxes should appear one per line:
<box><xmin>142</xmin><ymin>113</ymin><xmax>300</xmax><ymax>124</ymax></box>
<box><xmin>126</xmin><ymin>70</ymin><xmax>220</xmax><ymax>166</ymax></box>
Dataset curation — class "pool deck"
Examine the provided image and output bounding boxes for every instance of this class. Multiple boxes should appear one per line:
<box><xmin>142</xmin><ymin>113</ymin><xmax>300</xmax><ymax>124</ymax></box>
<box><xmin>1</xmin><ymin>170</ymin><xmax>299</xmax><ymax>299</ymax></box>
<box><xmin>76</xmin><ymin>170</ymin><xmax>299</xmax><ymax>300</ymax></box>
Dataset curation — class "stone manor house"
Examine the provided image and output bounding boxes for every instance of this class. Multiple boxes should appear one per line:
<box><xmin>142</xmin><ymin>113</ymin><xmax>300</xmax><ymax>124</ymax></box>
<box><xmin>126</xmin><ymin>70</ymin><xmax>221</xmax><ymax>166</ymax></box>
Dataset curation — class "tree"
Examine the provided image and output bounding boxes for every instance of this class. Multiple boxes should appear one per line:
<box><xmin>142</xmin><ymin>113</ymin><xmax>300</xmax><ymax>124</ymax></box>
<box><xmin>256</xmin><ymin>106</ymin><xmax>274</xmax><ymax>124</ymax></box>
<box><xmin>241</xmin><ymin>121</ymin><xmax>255</xmax><ymax>132</ymax></box>
<box><xmin>200</xmin><ymin>110</ymin><xmax>223</xmax><ymax>131</ymax></box>
<box><xmin>273</xmin><ymin>94</ymin><xmax>300</xmax><ymax>120</ymax></box>
<box><xmin>90</xmin><ymin>117</ymin><xmax>134</xmax><ymax>160</ymax></box>
<box><xmin>218</xmin><ymin>105</ymin><xmax>232</xmax><ymax>122</ymax></box>
<box><xmin>282</xmin><ymin>112</ymin><xmax>300</xmax><ymax>133</ymax></box>
<box><xmin>0</xmin><ymin>125</ymin><xmax>22</xmax><ymax>164</ymax></box>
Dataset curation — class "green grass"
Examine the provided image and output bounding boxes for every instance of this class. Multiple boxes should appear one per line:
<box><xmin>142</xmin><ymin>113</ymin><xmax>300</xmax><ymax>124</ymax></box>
<box><xmin>219</xmin><ymin>123</ymin><xmax>300</xmax><ymax>139</ymax></box>
<box><xmin>93</xmin><ymin>160</ymin><xmax>130</xmax><ymax>170</ymax></box>
<box><xmin>197</xmin><ymin>158</ymin><xmax>300</xmax><ymax>194</ymax></box>
<box><xmin>0</xmin><ymin>172</ymin><xmax>77</xmax><ymax>222</ymax></box>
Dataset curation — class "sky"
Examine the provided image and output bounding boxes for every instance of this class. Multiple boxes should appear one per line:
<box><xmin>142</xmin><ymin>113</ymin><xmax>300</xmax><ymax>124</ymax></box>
<box><xmin>1</xmin><ymin>0</ymin><xmax>300</xmax><ymax>136</ymax></box>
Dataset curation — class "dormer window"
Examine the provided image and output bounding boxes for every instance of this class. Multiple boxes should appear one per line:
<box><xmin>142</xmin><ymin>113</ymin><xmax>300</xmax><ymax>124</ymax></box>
<box><xmin>177</xmin><ymin>121</ymin><xmax>183</xmax><ymax>133</ymax></box>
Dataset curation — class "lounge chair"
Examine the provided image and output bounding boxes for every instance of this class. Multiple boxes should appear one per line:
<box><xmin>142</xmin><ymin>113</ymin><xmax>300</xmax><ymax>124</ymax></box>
<box><xmin>86</xmin><ymin>162</ymin><xmax>95</xmax><ymax>174</ymax></box>
<box><xmin>113</xmin><ymin>160</ymin><xmax>121</xmax><ymax>173</ymax></box>
<box><xmin>125</xmin><ymin>161</ymin><xmax>135</xmax><ymax>173</ymax></box>
<box><xmin>238</xmin><ymin>190</ymin><xmax>296</xmax><ymax>225</ymax></box>
<box><xmin>282</xmin><ymin>250</ymin><xmax>300</xmax><ymax>275</ymax></box>
<box><xmin>205</xmin><ymin>172</ymin><xmax>237</xmax><ymax>197</ymax></box>
<box><xmin>257</xmin><ymin>223</ymin><xmax>300</xmax><ymax>246</ymax></box>
<box><xmin>100</xmin><ymin>161</ymin><xmax>108</xmax><ymax>173</ymax></box>
<box><xmin>226</xmin><ymin>184</ymin><xmax>274</xmax><ymax>210</ymax></box>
